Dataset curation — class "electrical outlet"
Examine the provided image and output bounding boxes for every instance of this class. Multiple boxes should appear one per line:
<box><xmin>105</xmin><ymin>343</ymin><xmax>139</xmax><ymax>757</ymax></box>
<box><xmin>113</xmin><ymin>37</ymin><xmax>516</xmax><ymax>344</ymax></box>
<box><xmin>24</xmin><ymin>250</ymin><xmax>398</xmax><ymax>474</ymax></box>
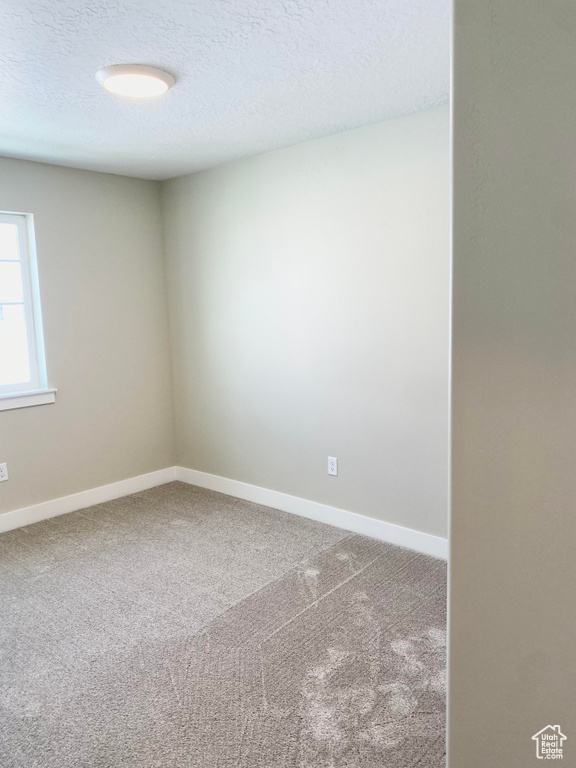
<box><xmin>328</xmin><ymin>456</ymin><xmax>338</xmax><ymax>476</ymax></box>
<box><xmin>0</xmin><ymin>463</ymin><xmax>8</xmax><ymax>482</ymax></box>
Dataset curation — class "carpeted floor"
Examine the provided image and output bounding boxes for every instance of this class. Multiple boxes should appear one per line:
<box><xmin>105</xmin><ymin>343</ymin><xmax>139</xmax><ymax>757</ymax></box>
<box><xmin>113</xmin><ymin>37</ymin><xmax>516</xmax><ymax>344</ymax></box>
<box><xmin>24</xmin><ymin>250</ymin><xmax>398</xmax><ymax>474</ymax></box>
<box><xmin>0</xmin><ymin>482</ymin><xmax>446</xmax><ymax>767</ymax></box>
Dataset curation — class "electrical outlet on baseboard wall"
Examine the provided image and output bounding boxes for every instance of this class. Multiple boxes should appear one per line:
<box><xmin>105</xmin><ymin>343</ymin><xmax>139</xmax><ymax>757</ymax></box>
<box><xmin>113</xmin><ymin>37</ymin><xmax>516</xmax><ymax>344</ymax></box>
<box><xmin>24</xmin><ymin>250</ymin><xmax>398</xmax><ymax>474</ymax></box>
<box><xmin>0</xmin><ymin>463</ymin><xmax>8</xmax><ymax>482</ymax></box>
<box><xmin>328</xmin><ymin>457</ymin><xmax>338</xmax><ymax>476</ymax></box>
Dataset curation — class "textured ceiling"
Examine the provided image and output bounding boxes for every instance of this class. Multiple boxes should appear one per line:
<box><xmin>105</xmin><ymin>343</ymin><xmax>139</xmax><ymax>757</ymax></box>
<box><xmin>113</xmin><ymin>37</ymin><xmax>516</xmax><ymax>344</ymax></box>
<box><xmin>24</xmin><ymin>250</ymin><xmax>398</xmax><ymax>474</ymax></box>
<box><xmin>0</xmin><ymin>0</ymin><xmax>450</xmax><ymax>180</ymax></box>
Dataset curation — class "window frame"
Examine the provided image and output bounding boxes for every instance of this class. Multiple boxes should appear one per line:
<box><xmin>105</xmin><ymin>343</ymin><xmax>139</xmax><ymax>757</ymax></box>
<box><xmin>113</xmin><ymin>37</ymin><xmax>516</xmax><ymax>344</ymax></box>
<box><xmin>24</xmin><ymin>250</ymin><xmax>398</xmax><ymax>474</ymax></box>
<box><xmin>0</xmin><ymin>211</ymin><xmax>55</xmax><ymax>410</ymax></box>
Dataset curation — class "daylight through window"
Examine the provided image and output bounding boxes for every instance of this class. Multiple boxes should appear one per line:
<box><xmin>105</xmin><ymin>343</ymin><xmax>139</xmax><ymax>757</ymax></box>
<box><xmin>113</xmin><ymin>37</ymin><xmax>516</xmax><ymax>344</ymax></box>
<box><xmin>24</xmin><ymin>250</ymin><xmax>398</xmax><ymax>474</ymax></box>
<box><xmin>0</xmin><ymin>212</ymin><xmax>47</xmax><ymax>396</ymax></box>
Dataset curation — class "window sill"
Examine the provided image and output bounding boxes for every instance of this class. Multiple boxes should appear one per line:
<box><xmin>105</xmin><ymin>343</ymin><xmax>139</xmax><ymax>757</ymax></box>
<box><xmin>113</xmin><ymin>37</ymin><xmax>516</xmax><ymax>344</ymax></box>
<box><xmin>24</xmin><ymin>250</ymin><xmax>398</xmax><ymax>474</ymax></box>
<box><xmin>0</xmin><ymin>388</ymin><xmax>57</xmax><ymax>412</ymax></box>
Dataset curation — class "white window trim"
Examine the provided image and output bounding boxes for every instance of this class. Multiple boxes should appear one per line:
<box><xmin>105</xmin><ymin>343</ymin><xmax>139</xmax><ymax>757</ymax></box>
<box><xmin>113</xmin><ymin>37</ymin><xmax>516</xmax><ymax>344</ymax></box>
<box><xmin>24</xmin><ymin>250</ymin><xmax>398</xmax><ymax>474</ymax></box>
<box><xmin>0</xmin><ymin>211</ymin><xmax>55</xmax><ymax>410</ymax></box>
<box><xmin>0</xmin><ymin>387</ymin><xmax>57</xmax><ymax>412</ymax></box>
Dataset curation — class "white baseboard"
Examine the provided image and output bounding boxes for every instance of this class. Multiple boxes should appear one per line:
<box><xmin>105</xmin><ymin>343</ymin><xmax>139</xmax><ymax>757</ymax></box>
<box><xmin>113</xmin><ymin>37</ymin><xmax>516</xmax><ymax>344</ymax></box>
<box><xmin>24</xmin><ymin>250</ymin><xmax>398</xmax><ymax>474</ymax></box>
<box><xmin>0</xmin><ymin>467</ymin><xmax>177</xmax><ymax>534</ymax></box>
<box><xmin>175</xmin><ymin>466</ymin><xmax>448</xmax><ymax>560</ymax></box>
<box><xmin>0</xmin><ymin>465</ymin><xmax>448</xmax><ymax>560</ymax></box>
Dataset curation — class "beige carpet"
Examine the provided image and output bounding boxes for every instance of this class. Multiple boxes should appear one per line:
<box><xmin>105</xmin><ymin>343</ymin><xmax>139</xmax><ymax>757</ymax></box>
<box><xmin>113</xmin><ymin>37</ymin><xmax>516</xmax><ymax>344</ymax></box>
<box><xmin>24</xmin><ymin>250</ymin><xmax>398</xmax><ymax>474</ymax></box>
<box><xmin>0</xmin><ymin>482</ymin><xmax>446</xmax><ymax>767</ymax></box>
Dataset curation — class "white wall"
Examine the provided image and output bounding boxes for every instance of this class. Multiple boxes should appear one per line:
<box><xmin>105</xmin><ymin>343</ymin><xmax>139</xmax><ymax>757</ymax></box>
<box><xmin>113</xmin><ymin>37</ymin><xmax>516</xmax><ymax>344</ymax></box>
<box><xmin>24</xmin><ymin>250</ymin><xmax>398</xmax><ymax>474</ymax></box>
<box><xmin>0</xmin><ymin>158</ymin><xmax>174</xmax><ymax>514</ymax></box>
<box><xmin>162</xmin><ymin>106</ymin><xmax>450</xmax><ymax>537</ymax></box>
<box><xmin>450</xmin><ymin>1</ymin><xmax>576</xmax><ymax>764</ymax></box>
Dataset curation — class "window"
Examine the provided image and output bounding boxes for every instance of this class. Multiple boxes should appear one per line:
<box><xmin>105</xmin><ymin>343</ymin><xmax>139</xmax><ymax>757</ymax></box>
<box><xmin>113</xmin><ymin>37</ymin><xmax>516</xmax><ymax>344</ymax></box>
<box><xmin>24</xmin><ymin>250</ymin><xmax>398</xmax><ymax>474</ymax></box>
<box><xmin>0</xmin><ymin>212</ymin><xmax>55</xmax><ymax>411</ymax></box>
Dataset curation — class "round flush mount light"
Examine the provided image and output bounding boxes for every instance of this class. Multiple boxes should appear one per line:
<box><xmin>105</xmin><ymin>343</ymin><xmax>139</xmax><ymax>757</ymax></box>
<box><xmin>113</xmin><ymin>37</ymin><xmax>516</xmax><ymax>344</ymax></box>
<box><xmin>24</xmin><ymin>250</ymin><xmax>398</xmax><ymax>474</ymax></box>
<box><xmin>96</xmin><ymin>64</ymin><xmax>175</xmax><ymax>98</ymax></box>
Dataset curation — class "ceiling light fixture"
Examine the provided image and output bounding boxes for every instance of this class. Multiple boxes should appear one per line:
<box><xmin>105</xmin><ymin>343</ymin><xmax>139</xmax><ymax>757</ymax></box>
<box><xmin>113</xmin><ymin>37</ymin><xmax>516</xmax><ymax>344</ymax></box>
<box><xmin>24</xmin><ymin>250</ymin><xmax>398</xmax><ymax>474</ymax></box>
<box><xmin>96</xmin><ymin>64</ymin><xmax>175</xmax><ymax>98</ymax></box>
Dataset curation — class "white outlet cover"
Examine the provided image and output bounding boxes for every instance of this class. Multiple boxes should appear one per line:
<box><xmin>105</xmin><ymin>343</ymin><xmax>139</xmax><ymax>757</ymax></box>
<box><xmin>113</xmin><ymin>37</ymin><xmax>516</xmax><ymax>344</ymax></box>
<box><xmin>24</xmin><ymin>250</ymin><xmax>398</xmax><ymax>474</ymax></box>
<box><xmin>328</xmin><ymin>457</ymin><xmax>338</xmax><ymax>476</ymax></box>
<box><xmin>0</xmin><ymin>462</ymin><xmax>8</xmax><ymax>482</ymax></box>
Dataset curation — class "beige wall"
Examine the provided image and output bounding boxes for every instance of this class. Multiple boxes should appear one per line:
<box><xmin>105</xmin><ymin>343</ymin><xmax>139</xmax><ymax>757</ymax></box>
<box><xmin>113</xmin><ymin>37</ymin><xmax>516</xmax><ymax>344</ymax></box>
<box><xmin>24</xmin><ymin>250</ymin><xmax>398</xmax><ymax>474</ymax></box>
<box><xmin>162</xmin><ymin>106</ymin><xmax>450</xmax><ymax>537</ymax></box>
<box><xmin>0</xmin><ymin>107</ymin><xmax>450</xmax><ymax>540</ymax></box>
<box><xmin>450</xmin><ymin>1</ymin><xmax>576</xmax><ymax>765</ymax></box>
<box><xmin>0</xmin><ymin>158</ymin><xmax>174</xmax><ymax>514</ymax></box>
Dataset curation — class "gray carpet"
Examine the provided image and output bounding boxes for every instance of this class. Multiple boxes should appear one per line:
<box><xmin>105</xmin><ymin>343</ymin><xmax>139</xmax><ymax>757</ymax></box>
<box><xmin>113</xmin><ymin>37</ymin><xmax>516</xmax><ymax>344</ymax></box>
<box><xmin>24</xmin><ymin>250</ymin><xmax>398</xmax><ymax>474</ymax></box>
<box><xmin>0</xmin><ymin>482</ymin><xmax>446</xmax><ymax>767</ymax></box>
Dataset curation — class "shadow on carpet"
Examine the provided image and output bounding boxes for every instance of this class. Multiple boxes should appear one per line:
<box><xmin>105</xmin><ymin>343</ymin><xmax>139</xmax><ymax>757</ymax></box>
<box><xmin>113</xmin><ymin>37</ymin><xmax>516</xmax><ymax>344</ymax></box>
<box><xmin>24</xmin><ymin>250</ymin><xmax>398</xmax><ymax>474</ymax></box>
<box><xmin>0</xmin><ymin>482</ymin><xmax>446</xmax><ymax>767</ymax></box>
